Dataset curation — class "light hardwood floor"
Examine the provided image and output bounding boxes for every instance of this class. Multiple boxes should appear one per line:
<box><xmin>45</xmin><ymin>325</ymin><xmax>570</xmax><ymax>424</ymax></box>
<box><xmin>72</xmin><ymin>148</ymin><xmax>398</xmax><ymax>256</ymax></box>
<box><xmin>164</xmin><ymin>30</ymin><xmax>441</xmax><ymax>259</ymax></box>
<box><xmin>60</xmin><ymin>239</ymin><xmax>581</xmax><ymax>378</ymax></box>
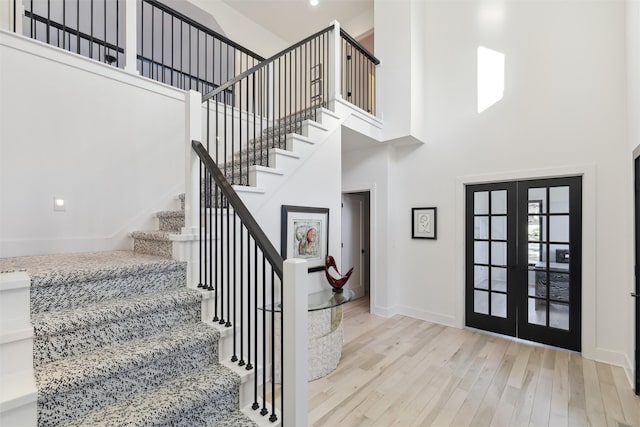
<box><xmin>306</xmin><ymin>297</ymin><xmax>640</xmax><ymax>427</ymax></box>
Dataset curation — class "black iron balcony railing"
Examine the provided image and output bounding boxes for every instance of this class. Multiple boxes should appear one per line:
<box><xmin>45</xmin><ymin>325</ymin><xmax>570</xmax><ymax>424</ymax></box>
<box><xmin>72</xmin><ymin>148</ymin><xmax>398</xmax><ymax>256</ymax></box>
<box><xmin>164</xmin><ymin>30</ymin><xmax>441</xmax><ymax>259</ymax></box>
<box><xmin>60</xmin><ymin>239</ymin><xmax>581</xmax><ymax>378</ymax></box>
<box><xmin>12</xmin><ymin>0</ymin><xmax>264</xmax><ymax>96</ymax></box>
<box><xmin>138</xmin><ymin>0</ymin><xmax>263</xmax><ymax>93</ymax></box>
<box><xmin>341</xmin><ymin>29</ymin><xmax>380</xmax><ymax>115</ymax></box>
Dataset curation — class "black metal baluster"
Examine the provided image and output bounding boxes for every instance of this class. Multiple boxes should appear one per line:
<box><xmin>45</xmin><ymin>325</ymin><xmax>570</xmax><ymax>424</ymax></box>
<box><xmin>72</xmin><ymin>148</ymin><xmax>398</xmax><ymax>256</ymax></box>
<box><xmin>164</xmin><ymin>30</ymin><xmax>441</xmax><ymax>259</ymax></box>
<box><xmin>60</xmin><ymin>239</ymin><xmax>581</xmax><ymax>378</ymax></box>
<box><xmin>203</xmin><ymin>168</ymin><xmax>209</xmax><ymax>292</ymax></box>
<box><xmin>208</xmin><ymin>172</ymin><xmax>214</xmax><ymax>296</ymax></box>
<box><xmin>225</xmin><ymin>193</ymin><xmax>231</xmax><ymax>327</ymax></box>
<box><xmin>324</xmin><ymin>32</ymin><xmax>328</xmax><ymax>109</ymax></box>
<box><xmin>217</xmin><ymin>181</ymin><xmax>224</xmax><ymax>324</ymax></box>
<box><xmin>231</xmin><ymin>210</ymin><xmax>238</xmax><ymax>363</ymax></box>
<box><xmin>246</xmin><ymin>239</ymin><xmax>254</xmax><ymax>371</ymax></box>
<box><xmin>116</xmin><ymin>0</ymin><xmax>119</xmax><ymax>66</ymax></box>
<box><xmin>270</xmin><ymin>268</ymin><xmax>278</xmax><ymax>423</ymax></box>
<box><xmin>231</xmin><ymin>84</ymin><xmax>235</xmax><ymax>184</ymax></box>
<box><xmin>239</xmin><ymin>225</ymin><xmax>245</xmax><ymax>366</ymax></box>
<box><xmin>170</xmin><ymin>15</ymin><xmax>174</xmax><ymax>85</ymax></box>
<box><xmin>46</xmin><ymin>0</ymin><xmax>50</xmax><ymax>44</ymax></box>
<box><xmin>102</xmin><ymin>0</ymin><xmax>106</xmax><ymax>62</ymax></box>
<box><xmin>258</xmin><ymin>264</ymin><xmax>269</xmax><ymax>415</ymax></box>
<box><xmin>252</xmin><ymin>72</ymin><xmax>256</xmax><ymax>168</ymax></box>
<box><xmin>277</xmin><ymin>57</ymin><xmax>281</xmax><ymax>148</ymax></box>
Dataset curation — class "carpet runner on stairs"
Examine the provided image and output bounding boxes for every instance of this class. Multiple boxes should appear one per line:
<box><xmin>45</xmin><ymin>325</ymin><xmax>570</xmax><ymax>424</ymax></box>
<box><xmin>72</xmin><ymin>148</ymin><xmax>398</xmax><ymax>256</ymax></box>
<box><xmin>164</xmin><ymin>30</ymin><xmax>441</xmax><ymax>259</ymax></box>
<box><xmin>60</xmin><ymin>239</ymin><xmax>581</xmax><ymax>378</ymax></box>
<box><xmin>0</xmin><ymin>251</ymin><xmax>257</xmax><ymax>427</ymax></box>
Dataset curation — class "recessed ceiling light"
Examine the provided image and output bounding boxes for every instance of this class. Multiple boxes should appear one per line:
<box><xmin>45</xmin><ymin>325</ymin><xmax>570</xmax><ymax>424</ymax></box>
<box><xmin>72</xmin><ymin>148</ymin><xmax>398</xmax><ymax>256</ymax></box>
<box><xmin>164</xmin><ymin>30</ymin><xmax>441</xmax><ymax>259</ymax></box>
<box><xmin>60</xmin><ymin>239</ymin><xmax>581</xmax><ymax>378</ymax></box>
<box><xmin>310</xmin><ymin>0</ymin><xmax>318</xmax><ymax>6</ymax></box>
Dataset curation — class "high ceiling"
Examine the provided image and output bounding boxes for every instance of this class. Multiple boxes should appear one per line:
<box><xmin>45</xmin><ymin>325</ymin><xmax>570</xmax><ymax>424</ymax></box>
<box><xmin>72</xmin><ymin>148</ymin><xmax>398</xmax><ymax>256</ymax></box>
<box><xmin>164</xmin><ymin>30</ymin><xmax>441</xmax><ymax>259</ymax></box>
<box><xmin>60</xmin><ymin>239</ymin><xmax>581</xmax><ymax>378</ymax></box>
<box><xmin>222</xmin><ymin>0</ymin><xmax>373</xmax><ymax>44</ymax></box>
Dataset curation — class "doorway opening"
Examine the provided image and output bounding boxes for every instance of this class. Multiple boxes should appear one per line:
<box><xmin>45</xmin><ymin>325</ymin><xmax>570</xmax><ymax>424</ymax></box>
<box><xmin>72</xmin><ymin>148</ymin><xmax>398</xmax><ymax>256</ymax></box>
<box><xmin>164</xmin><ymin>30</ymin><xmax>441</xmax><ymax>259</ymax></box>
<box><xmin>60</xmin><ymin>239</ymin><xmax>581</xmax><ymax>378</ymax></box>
<box><xmin>342</xmin><ymin>191</ymin><xmax>371</xmax><ymax>306</ymax></box>
<box><xmin>465</xmin><ymin>177</ymin><xmax>582</xmax><ymax>351</ymax></box>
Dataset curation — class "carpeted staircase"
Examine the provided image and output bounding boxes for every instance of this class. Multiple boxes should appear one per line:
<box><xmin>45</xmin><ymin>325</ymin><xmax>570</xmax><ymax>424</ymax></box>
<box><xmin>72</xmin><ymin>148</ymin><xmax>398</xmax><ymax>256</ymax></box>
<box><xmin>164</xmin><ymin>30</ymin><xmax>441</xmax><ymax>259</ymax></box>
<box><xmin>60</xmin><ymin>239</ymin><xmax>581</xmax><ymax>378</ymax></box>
<box><xmin>130</xmin><ymin>108</ymin><xmax>323</xmax><ymax>258</ymax></box>
<box><xmin>0</xmin><ymin>251</ymin><xmax>257</xmax><ymax>426</ymax></box>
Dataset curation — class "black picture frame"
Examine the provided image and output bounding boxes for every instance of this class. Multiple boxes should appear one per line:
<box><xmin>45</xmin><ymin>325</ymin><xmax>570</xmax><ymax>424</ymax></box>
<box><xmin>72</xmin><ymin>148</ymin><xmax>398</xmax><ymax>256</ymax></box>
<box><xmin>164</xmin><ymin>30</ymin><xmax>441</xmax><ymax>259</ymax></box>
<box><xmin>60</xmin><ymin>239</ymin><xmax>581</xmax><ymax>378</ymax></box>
<box><xmin>412</xmin><ymin>207</ymin><xmax>437</xmax><ymax>239</ymax></box>
<box><xmin>281</xmin><ymin>205</ymin><xmax>330</xmax><ymax>272</ymax></box>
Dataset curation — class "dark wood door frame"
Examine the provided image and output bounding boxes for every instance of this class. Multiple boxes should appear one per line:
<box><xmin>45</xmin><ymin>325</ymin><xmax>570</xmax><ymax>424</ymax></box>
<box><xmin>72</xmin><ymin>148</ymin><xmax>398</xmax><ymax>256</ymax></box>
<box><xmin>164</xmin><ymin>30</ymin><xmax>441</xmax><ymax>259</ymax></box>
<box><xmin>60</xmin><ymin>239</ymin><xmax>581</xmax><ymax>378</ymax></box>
<box><xmin>635</xmin><ymin>156</ymin><xmax>639</xmax><ymax>394</ymax></box>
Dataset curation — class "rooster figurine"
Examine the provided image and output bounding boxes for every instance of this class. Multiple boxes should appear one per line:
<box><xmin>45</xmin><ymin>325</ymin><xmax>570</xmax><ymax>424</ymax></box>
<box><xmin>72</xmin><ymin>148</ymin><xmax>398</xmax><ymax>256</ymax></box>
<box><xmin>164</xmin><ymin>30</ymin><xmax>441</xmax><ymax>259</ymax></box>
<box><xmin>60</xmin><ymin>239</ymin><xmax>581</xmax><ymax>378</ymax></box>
<box><xmin>324</xmin><ymin>255</ymin><xmax>354</xmax><ymax>293</ymax></box>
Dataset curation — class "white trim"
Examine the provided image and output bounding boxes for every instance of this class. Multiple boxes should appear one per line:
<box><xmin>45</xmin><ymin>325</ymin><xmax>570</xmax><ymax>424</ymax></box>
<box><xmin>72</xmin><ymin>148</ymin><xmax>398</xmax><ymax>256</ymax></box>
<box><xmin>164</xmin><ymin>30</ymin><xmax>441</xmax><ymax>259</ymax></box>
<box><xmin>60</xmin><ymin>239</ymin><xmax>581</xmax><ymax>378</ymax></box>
<box><xmin>395</xmin><ymin>304</ymin><xmax>457</xmax><ymax>327</ymax></box>
<box><xmin>0</xmin><ymin>29</ymin><xmax>184</xmax><ymax>101</ymax></box>
<box><xmin>454</xmin><ymin>164</ymin><xmax>599</xmax><ymax>361</ymax></box>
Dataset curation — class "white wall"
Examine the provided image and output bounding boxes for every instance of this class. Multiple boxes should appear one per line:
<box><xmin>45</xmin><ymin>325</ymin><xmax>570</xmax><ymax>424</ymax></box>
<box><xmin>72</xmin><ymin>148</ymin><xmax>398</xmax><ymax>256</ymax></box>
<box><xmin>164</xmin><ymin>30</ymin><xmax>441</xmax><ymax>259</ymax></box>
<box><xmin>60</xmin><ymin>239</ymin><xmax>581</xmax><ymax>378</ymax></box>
<box><xmin>0</xmin><ymin>0</ymin><xmax>291</xmax><ymax>258</ymax></box>
<box><xmin>184</xmin><ymin>0</ymin><xmax>289</xmax><ymax>58</ymax></box>
<box><xmin>374</xmin><ymin>0</ymin><xmax>411</xmax><ymax>141</ymax></box>
<box><xmin>243</xmin><ymin>126</ymin><xmax>344</xmax><ymax>294</ymax></box>
<box><xmin>355</xmin><ymin>0</ymin><xmax>633</xmax><ymax>373</ymax></box>
<box><xmin>629</xmin><ymin>0</ymin><xmax>640</xmax><ymax>152</ymax></box>
<box><xmin>0</xmin><ymin>32</ymin><xmax>186</xmax><ymax>257</ymax></box>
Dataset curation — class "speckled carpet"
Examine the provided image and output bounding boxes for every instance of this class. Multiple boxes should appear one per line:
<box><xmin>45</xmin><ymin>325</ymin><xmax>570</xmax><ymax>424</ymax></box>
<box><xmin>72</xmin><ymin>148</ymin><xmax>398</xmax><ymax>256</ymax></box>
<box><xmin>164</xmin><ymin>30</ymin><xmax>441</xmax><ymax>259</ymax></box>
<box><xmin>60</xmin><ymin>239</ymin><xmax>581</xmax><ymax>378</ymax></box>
<box><xmin>0</xmin><ymin>251</ymin><xmax>257</xmax><ymax>426</ymax></box>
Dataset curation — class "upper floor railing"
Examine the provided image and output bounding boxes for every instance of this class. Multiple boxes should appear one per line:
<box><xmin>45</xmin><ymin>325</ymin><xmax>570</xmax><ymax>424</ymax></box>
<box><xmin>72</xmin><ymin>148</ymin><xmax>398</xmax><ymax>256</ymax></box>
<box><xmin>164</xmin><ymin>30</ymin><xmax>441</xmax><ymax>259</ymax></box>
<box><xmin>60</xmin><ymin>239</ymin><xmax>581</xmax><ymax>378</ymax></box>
<box><xmin>340</xmin><ymin>29</ymin><xmax>379</xmax><ymax>115</ymax></box>
<box><xmin>11</xmin><ymin>0</ymin><xmax>264</xmax><ymax>96</ymax></box>
<box><xmin>199</xmin><ymin>21</ymin><xmax>380</xmax><ymax>187</ymax></box>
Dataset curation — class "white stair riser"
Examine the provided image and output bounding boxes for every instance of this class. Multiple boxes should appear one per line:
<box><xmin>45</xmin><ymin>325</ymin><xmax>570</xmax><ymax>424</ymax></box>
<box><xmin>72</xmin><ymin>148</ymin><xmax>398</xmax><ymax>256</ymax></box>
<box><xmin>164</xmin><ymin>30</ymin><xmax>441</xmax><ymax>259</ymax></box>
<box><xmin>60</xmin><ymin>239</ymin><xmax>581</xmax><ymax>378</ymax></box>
<box><xmin>249</xmin><ymin>167</ymin><xmax>284</xmax><ymax>188</ymax></box>
<box><xmin>285</xmin><ymin>135</ymin><xmax>316</xmax><ymax>156</ymax></box>
<box><xmin>1</xmin><ymin>334</ymin><xmax>34</xmax><ymax>379</ymax></box>
<box><xmin>268</xmin><ymin>150</ymin><xmax>301</xmax><ymax>173</ymax></box>
<box><xmin>0</xmin><ymin>401</ymin><xmax>37</xmax><ymax>427</ymax></box>
<box><xmin>0</xmin><ymin>273</ymin><xmax>30</xmax><ymax>326</ymax></box>
<box><xmin>317</xmin><ymin>108</ymin><xmax>341</xmax><ymax>128</ymax></box>
<box><xmin>300</xmin><ymin>121</ymin><xmax>328</xmax><ymax>140</ymax></box>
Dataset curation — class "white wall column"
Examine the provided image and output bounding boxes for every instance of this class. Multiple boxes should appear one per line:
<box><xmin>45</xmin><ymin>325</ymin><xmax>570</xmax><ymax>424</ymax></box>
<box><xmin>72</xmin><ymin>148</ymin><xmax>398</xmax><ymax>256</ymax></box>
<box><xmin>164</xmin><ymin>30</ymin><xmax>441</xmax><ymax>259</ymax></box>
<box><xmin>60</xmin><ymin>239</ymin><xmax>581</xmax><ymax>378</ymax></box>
<box><xmin>282</xmin><ymin>259</ymin><xmax>308</xmax><ymax>426</ymax></box>
<box><xmin>328</xmin><ymin>20</ymin><xmax>342</xmax><ymax>107</ymax></box>
<box><xmin>0</xmin><ymin>0</ymin><xmax>22</xmax><ymax>33</ymax></box>
<box><xmin>0</xmin><ymin>272</ymin><xmax>37</xmax><ymax>426</ymax></box>
<box><xmin>184</xmin><ymin>90</ymin><xmax>202</xmax><ymax>234</ymax></box>
<box><xmin>124</xmin><ymin>0</ymin><xmax>138</xmax><ymax>74</ymax></box>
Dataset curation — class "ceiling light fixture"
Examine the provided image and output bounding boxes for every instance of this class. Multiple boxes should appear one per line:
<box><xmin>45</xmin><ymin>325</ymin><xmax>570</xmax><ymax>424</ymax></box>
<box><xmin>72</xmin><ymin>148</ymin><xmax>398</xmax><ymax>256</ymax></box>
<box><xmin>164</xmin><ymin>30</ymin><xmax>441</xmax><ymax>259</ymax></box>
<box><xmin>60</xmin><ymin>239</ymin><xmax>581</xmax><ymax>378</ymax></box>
<box><xmin>310</xmin><ymin>0</ymin><xmax>318</xmax><ymax>6</ymax></box>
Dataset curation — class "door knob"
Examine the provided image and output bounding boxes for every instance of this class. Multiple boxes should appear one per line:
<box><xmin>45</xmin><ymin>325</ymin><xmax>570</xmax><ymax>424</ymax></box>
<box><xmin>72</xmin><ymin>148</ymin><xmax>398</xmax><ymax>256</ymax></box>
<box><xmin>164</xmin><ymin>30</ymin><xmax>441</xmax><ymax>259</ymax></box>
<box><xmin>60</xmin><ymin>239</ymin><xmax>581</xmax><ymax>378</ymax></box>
<box><xmin>632</xmin><ymin>292</ymin><xmax>638</xmax><ymax>298</ymax></box>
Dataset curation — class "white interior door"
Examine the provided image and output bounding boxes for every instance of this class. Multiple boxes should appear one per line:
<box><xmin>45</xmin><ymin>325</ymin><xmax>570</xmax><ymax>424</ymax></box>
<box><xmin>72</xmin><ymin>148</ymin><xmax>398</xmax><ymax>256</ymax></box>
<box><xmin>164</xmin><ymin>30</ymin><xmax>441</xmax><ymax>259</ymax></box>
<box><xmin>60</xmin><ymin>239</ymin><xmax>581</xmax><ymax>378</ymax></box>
<box><xmin>342</xmin><ymin>194</ymin><xmax>364</xmax><ymax>299</ymax></box>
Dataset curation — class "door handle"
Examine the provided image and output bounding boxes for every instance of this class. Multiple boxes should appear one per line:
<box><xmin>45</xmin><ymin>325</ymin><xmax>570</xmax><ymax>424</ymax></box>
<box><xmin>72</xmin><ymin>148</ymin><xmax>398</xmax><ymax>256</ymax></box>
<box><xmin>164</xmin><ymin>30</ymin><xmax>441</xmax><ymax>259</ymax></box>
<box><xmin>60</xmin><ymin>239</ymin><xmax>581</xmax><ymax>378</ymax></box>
<box><xmin>632</xmin><ymin>292</ymin><xmax>639</xmax><ymax>298</ymax></box>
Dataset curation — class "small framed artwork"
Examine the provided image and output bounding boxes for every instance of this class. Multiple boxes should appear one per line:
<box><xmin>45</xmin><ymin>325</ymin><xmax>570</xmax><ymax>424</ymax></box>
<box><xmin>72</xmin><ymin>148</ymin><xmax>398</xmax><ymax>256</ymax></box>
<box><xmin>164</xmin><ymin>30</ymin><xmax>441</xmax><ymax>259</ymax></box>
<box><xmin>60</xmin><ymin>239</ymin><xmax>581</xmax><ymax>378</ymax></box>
<box><xmin>412</xmin><ymin>207</ymin><xmax>437</xmax><ymax>239</ymax></box>
<box><xmin>281</xmin><ymin>205</ymin><xmax>329</xmax><ymax>272</ymax></box>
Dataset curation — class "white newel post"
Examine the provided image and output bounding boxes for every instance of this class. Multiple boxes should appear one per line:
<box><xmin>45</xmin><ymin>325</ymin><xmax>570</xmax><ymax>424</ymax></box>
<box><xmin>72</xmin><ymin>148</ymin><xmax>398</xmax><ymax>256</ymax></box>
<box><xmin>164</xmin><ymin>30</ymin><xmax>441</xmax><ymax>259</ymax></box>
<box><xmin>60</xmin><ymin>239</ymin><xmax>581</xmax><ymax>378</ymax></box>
<box><xmin>328</xmin><ymin>20</ymin><xmax>342</xmax><ymax>108</ymax></box>
<box><xmin>123</xmin><ymin>0</ymin><xmax>138</xmax><ymax>74</ymax></box>
<box><xmin>0</xmin><ymin>272</ymin><xmax>37</xmax><ymax>426</ymax></box>
<box><xmin>1</xmin><ymin>0</ymin><xmax>23</xmax><ymax>33</ymax></box>
<box><xmin>184</xmin><ymin>90</ymin><xmax>202</xmax><ymax>234</ymax></box>
<box><xmin>282</xmin><ymin>259</ymin><xmax>308</xmax><ymax>426</ymax></box>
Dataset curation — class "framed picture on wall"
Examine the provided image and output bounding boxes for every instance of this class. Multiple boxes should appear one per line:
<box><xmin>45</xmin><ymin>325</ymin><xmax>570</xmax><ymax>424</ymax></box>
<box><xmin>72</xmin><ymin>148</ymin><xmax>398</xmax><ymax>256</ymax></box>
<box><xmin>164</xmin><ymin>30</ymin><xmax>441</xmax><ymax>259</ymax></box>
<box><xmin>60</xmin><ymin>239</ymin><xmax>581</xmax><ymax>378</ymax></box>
<box><xmin>412</xmin><ymin>207</ymin><xmax>437</xmax><ymax>239</ymax></box>
<box><xmin>281</xmin><ymin>205</ymin><xmax>329</xmax><ymax>272</ymax></box>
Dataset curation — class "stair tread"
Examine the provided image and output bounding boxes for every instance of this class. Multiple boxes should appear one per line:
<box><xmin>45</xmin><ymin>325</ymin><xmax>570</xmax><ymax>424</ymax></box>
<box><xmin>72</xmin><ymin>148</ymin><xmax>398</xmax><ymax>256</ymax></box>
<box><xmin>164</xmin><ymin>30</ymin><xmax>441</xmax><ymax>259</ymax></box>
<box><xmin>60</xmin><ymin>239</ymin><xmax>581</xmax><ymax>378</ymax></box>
<box><xmin>32</xmin><ymin>287</ymin><xmax>201</xmax><ymax>336</ymax></box>
<box><xmin>209</xmin><ymin>410</ymin><xmax>258</xmax><ymax>427</ymax></box>
<box><xmin>66</xmin><ymin>364</ymin><xmax>242</xmax><ymax>427</ymax></box>
<box><xmin>155</xmin><ymin>209</ymin><xmax>185</xmax><ymax>218</ymax></box>
<box><xmin>0</xmin><ymin>250</ymin><xmax>184</xmax><ymax>287</ymax></box>
<box><xmin>35</xmin><ymin>322</ymin><xmax>220</xmax><ymax>395</ymax></box>
<box><xmin>130</xmin><ymin>230</ymin><xmax>176</xmax><ymax>240</ymax></box>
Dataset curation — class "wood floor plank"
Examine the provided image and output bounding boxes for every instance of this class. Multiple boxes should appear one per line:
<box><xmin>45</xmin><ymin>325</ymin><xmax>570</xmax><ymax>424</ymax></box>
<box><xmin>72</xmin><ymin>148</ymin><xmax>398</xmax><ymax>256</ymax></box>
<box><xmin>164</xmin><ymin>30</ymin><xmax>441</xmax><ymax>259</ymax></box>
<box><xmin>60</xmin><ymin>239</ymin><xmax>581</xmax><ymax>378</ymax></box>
<box><xmin>548</xmin><ymin>349</ymin><xmax>570</xmax><ymax>427</ymax></box>
<box><xmin>306</xmin><ymin>297</ymin><xmax>640</xmax><ymax>427</ymax></box>
<box><xmin>567</xmin><ymin>352</ymin><xmax>588</xmax><ymax>427</ymax></box>
<box><xmin>611</xmin><ymin>366</ymin><xmax>640</xmax><ymax>426</ymax></box>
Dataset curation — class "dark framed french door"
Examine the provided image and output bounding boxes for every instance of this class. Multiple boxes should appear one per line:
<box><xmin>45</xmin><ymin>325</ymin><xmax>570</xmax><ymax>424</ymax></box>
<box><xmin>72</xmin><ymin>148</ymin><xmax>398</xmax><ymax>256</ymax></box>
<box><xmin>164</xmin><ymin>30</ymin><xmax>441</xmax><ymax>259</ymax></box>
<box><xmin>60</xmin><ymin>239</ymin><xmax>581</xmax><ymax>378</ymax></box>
<box><xmin>466</xmin><ymin>177</ymin><xmax>582</xmax><ymax>351</ymax></box>
<box><xmin>634</xmin><ymin>156</ymin><xmax>639</xmax><ymax>394</ymax></box>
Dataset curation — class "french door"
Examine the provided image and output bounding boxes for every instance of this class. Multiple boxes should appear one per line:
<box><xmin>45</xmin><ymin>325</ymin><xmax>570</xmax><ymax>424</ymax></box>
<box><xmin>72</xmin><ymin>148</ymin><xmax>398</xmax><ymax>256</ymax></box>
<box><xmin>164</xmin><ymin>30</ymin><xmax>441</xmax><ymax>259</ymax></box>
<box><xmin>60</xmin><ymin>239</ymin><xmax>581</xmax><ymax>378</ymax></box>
<box><xmin>465</xmin><ymin>177</ymin><xmax>582</xmax><ymax>351</ymax></box>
